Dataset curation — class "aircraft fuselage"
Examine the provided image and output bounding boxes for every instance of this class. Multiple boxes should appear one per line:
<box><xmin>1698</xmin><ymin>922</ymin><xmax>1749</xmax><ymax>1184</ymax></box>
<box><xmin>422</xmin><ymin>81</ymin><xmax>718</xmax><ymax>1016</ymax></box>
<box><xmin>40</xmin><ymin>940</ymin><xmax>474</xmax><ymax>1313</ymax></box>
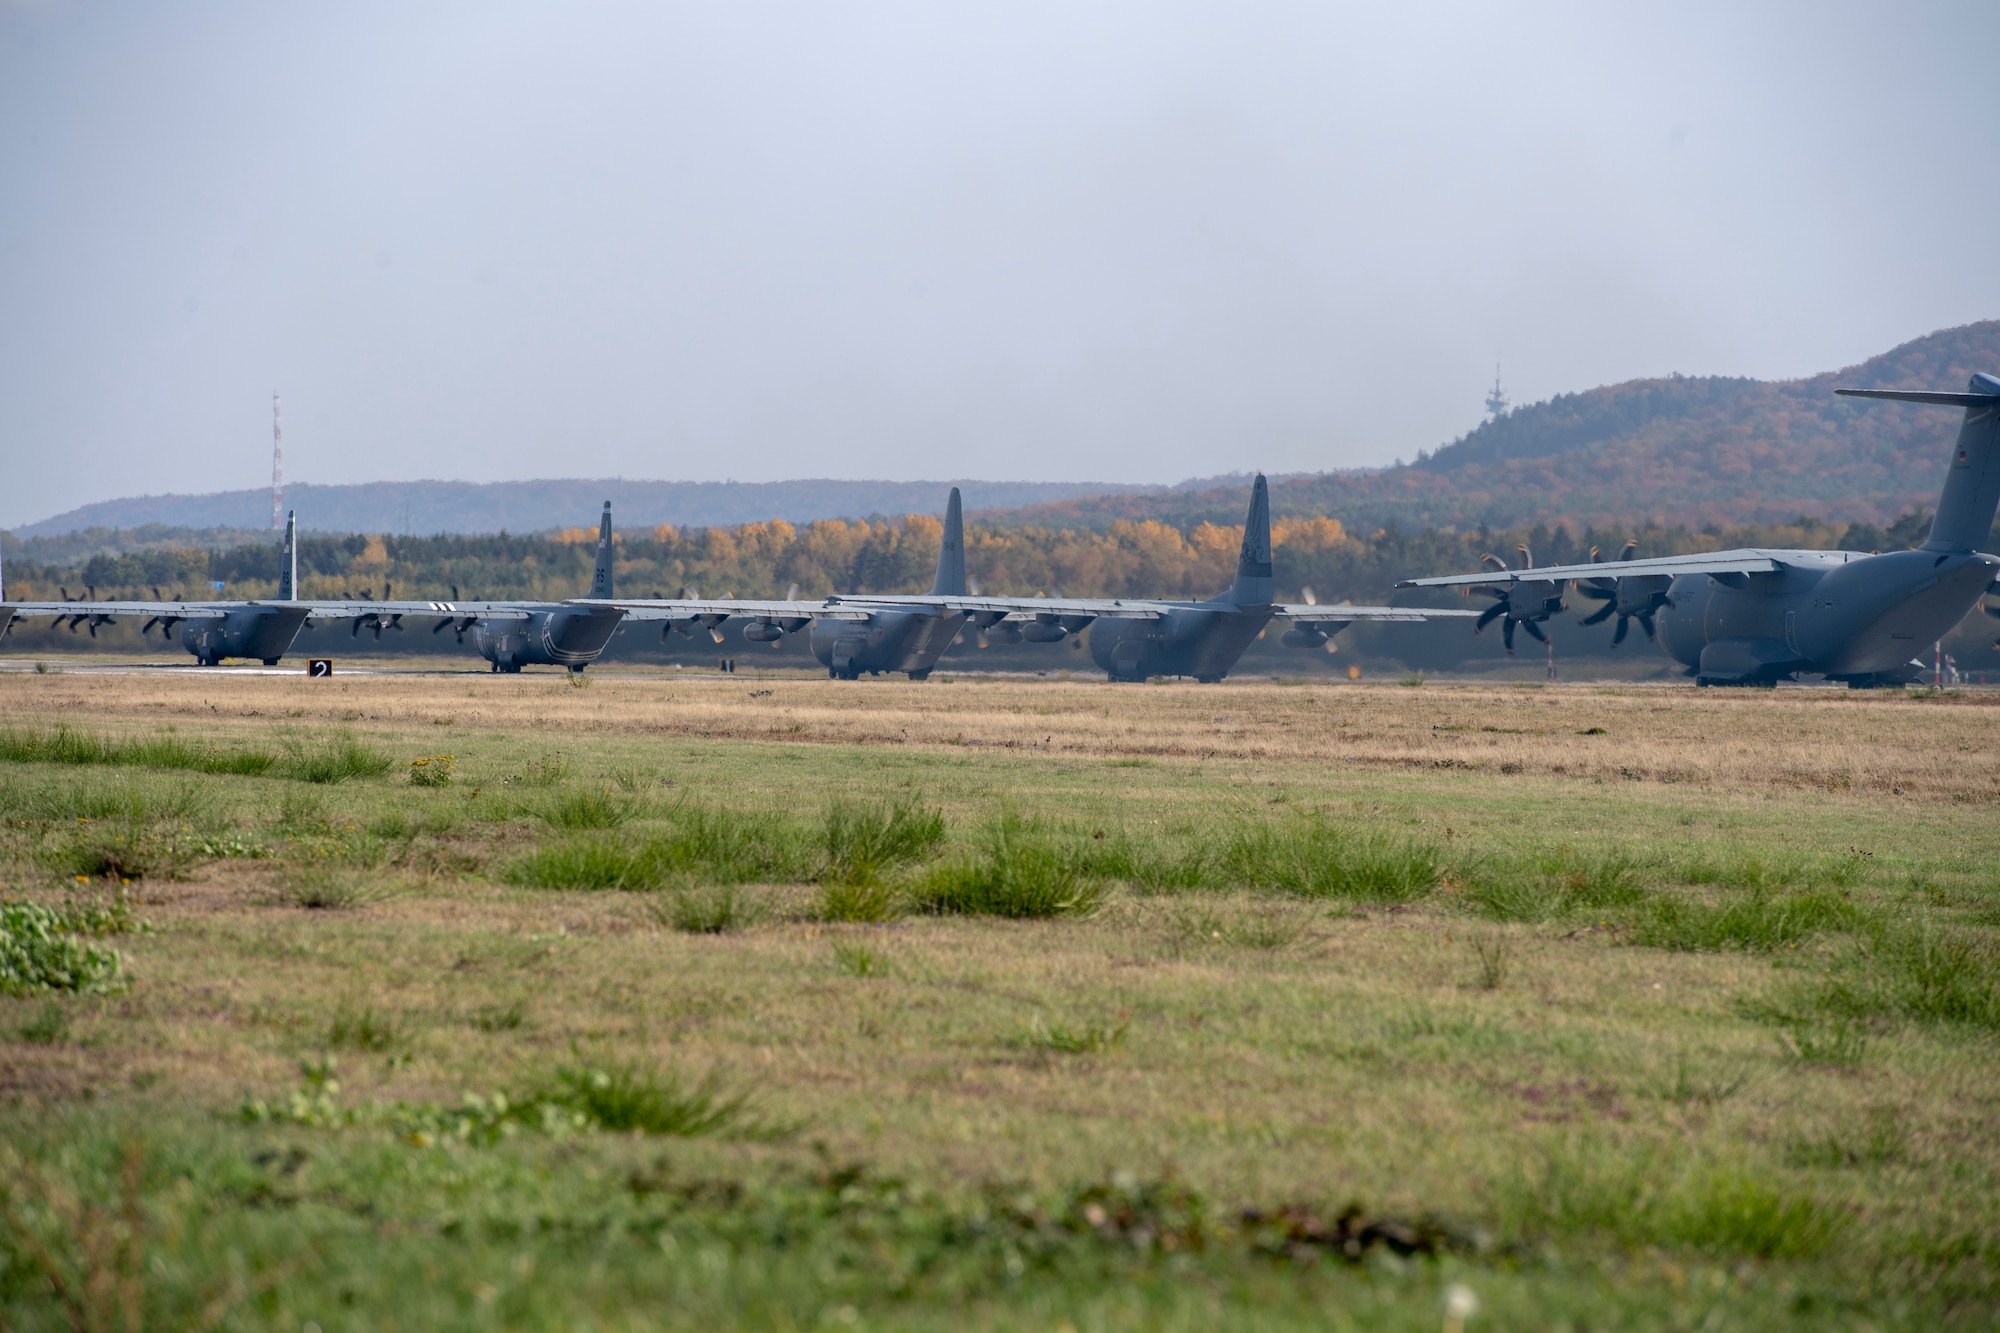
<box><xmin>183</xmin><ymin>605</ymin><xmax>313</xmax><ymax>666</ymax></box>
<box><xmin>809</xmin><ymin>609</ymin><xmax>968</xmax><ymax>680</ymax></box>
<box><xmin>473</xmin><ymin>606</ymin><xmax>623</xmax><ymax>673</ymax></box>
<box><xmin>1088</xmin><ymin>604</ymin><xmax>1277</xmax><ymax>682</ymax></box>
<box><xmin>1652</xmin><ymin>548</ymin><xmax>1999</xmax><ymax>684</ymax></box>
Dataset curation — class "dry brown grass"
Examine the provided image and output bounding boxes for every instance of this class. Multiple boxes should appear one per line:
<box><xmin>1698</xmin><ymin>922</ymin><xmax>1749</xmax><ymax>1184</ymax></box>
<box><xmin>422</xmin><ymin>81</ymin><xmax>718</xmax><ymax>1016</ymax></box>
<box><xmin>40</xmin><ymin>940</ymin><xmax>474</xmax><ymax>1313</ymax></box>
<box><xmin>5</xmin><ymin>667</ymin><xmax>1999</xmax><ymax>800</ymax></box>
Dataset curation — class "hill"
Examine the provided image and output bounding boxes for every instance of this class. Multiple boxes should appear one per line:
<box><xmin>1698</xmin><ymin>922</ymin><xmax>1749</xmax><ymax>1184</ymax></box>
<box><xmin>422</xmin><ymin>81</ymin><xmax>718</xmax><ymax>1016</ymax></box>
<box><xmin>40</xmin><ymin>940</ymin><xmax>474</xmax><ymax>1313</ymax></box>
<box><xmin>14</xmin><ymin>478</ymin><xmax>1159</xmax><ymax>539</ymax></box>
<box><xmin>992</xmin><ymin>320</ymin><xmax>2000</xmax><ymax>533</ymax></box>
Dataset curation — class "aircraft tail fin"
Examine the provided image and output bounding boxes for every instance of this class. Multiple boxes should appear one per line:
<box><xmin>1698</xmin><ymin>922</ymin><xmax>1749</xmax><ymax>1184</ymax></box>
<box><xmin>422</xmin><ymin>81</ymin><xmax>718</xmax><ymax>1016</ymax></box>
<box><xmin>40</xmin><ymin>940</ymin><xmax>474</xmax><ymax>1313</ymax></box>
<box><xmin>1843</xmin><ymin>374</ymin><xmax>2000</xmax><ymax>551</ymax></box>
<box><xmin>278</xmin><ymin>510</ymin><xmax>298</xmax><ymax>601</ymax></box>
<box><xmin>1224</xmin><ymin>474</ymin><xmax>1274</xmax><ymax>606</ymax></box>
<box><xmin>930</xmin><ymin>487</ymin><xmax>966</xmax><ymax>597</ymax></box>
<box><xmin>590</xmin><ymin>502</ymin><xmax>615</xmax><ymax>599</ymax></box>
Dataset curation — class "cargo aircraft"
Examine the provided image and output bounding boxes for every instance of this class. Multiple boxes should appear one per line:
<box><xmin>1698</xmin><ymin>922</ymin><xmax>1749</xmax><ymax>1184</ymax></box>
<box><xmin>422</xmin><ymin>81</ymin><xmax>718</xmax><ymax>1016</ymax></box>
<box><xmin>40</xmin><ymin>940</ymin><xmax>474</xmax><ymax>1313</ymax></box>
<box><xmin>591</xmin><ymin>477</ymin><xmax>1475</xmax><ymax>681</ymax></box>
<box><xmin>1397</xmin><ymin>374</ymin><xmax>2000</xmax><ymax>687</ymax></box>
<box><xmin>1</xmin><ymin>506</ymin><xmax>629</xmax><ymax>673</ymax></box>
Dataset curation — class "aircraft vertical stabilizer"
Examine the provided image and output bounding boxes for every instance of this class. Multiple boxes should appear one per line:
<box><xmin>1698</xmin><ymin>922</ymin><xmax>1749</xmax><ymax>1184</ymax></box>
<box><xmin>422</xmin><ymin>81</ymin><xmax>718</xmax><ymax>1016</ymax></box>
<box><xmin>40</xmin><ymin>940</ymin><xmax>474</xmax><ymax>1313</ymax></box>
<box><xmin>590</xmin><ymin>502</ymin><xmax>615</xmax><ymax>600</ymax></box>
<box><xmin>278</xmin><ymin>510</ymin><xmax>298</xmax><ymax>601</ymax></box>
<box><xmin>1925</xmin><ymin>374</ymin><xmax>2000</xmax><ymax>552</ymax></box>
<box><xmin>1838</xmin><ymin>374</ymin><xmax>2000</xmax><ymax>552</ymax></box>
<box><xmin>931</xmin><ymin>487</ymin><xmax>966</xmax><ymax>597</ymax></box>
<box><xmin>1225</xmin><ymin>474</ymin><xmax>1274</xmax><ymax>606</ymax></box>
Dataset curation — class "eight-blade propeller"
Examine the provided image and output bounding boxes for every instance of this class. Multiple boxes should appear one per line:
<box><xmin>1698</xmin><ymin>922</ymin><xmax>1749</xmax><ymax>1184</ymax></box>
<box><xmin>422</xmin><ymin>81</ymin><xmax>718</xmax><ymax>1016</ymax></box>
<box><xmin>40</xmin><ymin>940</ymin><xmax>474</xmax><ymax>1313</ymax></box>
<box><xmin>1467</xmin><ymin>545</ymin><xmax>1565</xmax><ymax>653</ymax></box>
<box><xmin>1572</xmin><ymin>541</ymin><xmax>1673</xmax><ymax>646</ymax></box>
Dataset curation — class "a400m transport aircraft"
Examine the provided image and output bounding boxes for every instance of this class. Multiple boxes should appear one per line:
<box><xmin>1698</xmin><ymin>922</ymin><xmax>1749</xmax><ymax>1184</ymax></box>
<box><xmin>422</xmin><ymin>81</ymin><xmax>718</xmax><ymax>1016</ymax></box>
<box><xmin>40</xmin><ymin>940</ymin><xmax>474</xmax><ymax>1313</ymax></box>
<box><xmin>587</xmin><ymin>475</ymin><xmax>1477</xmax><ymax>682</ymax></box>
<box><xmin>1398</xmin><ymin>374</ymin><xmax>2000</xmax><ymax>687</ymax></box>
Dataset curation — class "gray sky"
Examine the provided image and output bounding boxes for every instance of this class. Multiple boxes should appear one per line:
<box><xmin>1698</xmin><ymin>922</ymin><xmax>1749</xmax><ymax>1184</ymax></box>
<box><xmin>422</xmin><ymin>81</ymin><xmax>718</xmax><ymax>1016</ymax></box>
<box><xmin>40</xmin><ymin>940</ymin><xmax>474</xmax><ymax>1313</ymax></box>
<box><xmin>3</xmin><ymin>0</ymin><xmax>1996</xmax><ymax>528</ymax></box>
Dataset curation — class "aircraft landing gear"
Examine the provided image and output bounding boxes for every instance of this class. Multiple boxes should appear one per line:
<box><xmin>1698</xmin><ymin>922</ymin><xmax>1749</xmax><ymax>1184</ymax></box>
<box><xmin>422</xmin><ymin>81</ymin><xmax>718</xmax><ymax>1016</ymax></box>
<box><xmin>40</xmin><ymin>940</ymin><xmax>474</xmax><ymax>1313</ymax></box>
<box><xmin>263</xmin><ymin>657</ymin><xmax>281</xmax><ymax>666</ymax></box>
<box><xmin>907</xmin><ymin>669</ymin><xmax>930</xmax><ymax>681</ymax></box>
<box><xmin>568</xmin><ymin>664</ymin><xmax>585</xmax><ymax>675</ymax></box>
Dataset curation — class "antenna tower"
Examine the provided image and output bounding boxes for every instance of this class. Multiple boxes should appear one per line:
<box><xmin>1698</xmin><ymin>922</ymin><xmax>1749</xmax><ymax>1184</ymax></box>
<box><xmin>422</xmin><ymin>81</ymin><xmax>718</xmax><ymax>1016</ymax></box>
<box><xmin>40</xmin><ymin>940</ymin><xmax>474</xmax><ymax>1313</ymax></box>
<box><xmin>1484</xmin><ymin>364</ymin><xmax>1509</xmax><ymax>419</ymax></box>
<box><xmin>271</xmin><ymin>391</ymin><xmax>284</xmax><ymax>530</ymax></box>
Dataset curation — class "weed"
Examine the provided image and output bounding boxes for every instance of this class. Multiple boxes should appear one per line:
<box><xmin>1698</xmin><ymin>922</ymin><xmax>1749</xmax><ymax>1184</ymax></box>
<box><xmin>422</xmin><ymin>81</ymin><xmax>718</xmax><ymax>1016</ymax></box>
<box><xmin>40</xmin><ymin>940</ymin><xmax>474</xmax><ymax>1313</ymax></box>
<box><xmin>635</xmin><ymin>804</ymin><xmax>810</xmax><ymax>885</ymax></box>
<box><xmin>470</xmin><ymin>998</ymin><xmax>530</xmax><ymax>1033</ymax></box>
<box><xmin>608</xmin><ymin>766</ymin><xmax>656</xmax><ymax>792</ymax></box>
<box><xmin>1777</xmin><ymin>1018</ymin><xmax>1870</xmax><ymax>1068</ymax></box>
<box><xmin>651</xmin><ymin>884</ymin><xmax>762</xmax><ymax>934</ymax></box>
<box><xmin>1659</xmin><ymin>1169</ymin><xmax>1844</xmax><ymax>1259</ymax></box>
<box><xmin>407</xmin><ymin>754</ymin><xmax>455</xmax><ymax>787</ymax></box>
<box><xmin>1225</xmin><ymin>909</ymin><xmax>1306</xmax><ymax>951</ymax></box>
<box><xmin>542</xmin><ymin>1058</ymin><xmax>757</xmax><ymax>1137</ymax></box>
<box><xmin>908</xmin><ymin>817</ymin><xmax>1104</xmax><ymax>919</ymax></box>
<box><xmin>1632</xmin><ymin>888</ymin><xmax>1858</xmax><ymax>952</ymax></box>
<box><xmin>47</xmin><ymin>826</ymin><xmax>202</xmax><ymax>882</ymax></box>
<box><xmin>1014</xmin><ymin>1017</ymin><xmax>1127</xmax><ymax>1055</ymax></box>
<box><xmin>819</xmin><ymin>878</ymin><xmax>902</xmax><ymax>923</ymax></box>
<box><xmin>539</xmin><ymin>789</ymin><xmax>641</xmax><ymax>830</ymax></box>
<box><xmin>821</xmin><ymin>797</ymin><xmax>945</xmax><ymax>883</ymax></box>
<box><xmin>280</xmin><ymin>867</ymin><xmax>392</xmax><ymax>910</ymax></box>
<box><xmin>0</xmin><ymin>725</ymin><xmax>274</xmax><ymax>775</ymax></box>
<box><xmin>1653</xmin><ymin>1051</ymin><xmax>1753</xmax><ymax>1107</ymax></box>
<box><xmin>1787</xmin><ymin>1108</ymin><xmax>1908</xmax><ymax>1169</ymax></box>
<box><xmin>830</xmin><ymin>939</ymin><xmax>884</xmax><ymax>977</ymax></box>
<box><xmin>276</xmin><ymin>789</ymin><xmax>332</xmax><ymax>833</ymax></box>
<box><xmin>1471</xmin><ymin>935</ymin><xmax>1512</xmax><ymax>990</ymax></box>
<box><xmin>326</xmin><ymin>996</ymin><xmax>409</xmax><ymax>1052</ymax></box>
<box><xmin>520</xmin><ymin>751</ymin><xmax>569</xmax><ymax>787</ymax></box>
<box><xmin>505</xmin><ymin>837</ymin><xmax>647</xmax><ymax>891</ymax></box>
<box><xmin>279</xmin><ymin>732</ymin><xmax>394</xmax><ymax>784</ymax></box>
<box><xmin>0</xmin><ymin>903</ymin><xmax>124</xmax><ymax>995</ymax></box>
<box><xmin>1465</xmin><ymin>852</ymin><xmax>1642</xmax><ymax>922</ymax></box>
<box><xmin>22</xmin><ymin>777</ymin><xmax>216</xmax><ymax>827</ymax></box>
<box><xmin>16</xmin><ymin>999</ymin><xmax>70</xmax><ymax>1044</ymax></box>
<box><xmin>1224</xmin><ymin>821</ymin><xmax>1440</xmax><ymax>903</ymax></box>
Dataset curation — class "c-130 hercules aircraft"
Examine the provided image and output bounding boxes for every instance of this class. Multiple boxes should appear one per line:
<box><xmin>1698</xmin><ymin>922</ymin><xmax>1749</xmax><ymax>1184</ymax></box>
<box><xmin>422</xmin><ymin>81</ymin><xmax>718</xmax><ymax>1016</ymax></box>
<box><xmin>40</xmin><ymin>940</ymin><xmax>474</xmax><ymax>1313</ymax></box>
<box><xmin>591</xmin><ymin>476</ymin><xmax>1476</xmax><ymax>681</ymax></box>
<box><xmin>1398</xmin><ymin>374</ymin><xmax>2000</xmax><ymax>687</ymax></box>
<box><xmin>1</xmin><ymin>506</ymin><xmax>630</xmax><ymax>673</ymax></box>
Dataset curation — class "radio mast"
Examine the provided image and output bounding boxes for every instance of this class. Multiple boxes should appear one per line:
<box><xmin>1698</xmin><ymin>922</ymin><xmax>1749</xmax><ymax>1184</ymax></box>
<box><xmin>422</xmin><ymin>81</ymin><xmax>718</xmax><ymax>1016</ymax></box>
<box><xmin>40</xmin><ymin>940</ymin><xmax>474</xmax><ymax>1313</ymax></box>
<box><xmin>271</xmin><ymin>391</ymin><xmax>284</xmax><ymax>529</ymax></box>
<box><xmin>1484</xmin><ymin>364</ymin><xmax>1509</xmax><ymax>419</ymax></box>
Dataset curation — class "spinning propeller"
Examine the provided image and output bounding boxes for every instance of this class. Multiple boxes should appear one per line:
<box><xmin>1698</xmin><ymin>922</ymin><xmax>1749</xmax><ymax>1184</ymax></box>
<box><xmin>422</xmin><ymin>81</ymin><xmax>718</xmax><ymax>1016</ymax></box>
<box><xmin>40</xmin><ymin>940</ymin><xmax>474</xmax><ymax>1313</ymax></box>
<box><xmin>1467</xmin><ymin>545</ymin><xmax>1564</xmax><ymax>653</ymax></box>
<box><xmin>1572</xmin><ymin>541</ymin><xmax>1672</xmax><ymax>646</ymax></box>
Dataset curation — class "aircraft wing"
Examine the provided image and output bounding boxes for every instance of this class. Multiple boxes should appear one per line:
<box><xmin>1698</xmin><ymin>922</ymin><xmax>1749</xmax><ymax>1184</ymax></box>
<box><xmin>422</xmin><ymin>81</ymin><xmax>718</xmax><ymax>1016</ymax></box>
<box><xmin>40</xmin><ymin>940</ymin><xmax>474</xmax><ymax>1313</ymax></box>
<box><xmin>572</xmin><ymin>598</ymin><xmax>872</xmax><ymax>623</ymax></box>
<box><xmin>1397</xmin><ymin>549</ymin><xmax>1785</xmax><ymax>589</ymax></box>
<box><xmin>300</xmin><ymin>600</ymin><xmax>534</xmax><ymax>624</ymax></box>
<box><xmin>1280</xmin><ymin>604</ymin><xmax>1483</xmax><ymax>623</ymax></box>
<box><xmin>839</xmin><ymin>594</ymin><xmax>1168</xmax><ymax>621</ymax></box>
<box><xmin>9</xmin><ymin>601</ymin><xmax>229</xmax><ymax>620</ymax></box>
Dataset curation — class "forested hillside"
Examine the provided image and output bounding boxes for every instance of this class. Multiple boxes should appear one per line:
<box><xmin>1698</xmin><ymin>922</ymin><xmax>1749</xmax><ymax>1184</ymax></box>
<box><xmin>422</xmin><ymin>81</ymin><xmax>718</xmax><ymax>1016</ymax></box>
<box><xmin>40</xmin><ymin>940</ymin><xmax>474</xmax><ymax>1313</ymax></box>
<box><xmin>997</xmin><ymin>321</ymin><xmax>2000</xmax><ymax>534</ymax></box>
<box><xmin>17</xmin><ymin>477</ymin><xmax>1155</xmax><ymax>538</ymax></box>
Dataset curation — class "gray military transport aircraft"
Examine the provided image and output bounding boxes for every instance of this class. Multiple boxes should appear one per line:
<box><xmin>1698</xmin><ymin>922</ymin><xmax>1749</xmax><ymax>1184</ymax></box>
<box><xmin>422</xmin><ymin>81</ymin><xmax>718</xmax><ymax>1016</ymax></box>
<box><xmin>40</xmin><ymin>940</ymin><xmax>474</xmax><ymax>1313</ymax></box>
<box><xmin>1397</xmin><ymin>374</ymin><xmax>2000</xmax><ymax>687</ymax></box>
<box><xmin>0</xmin><ymin>505</ymin><xmax>631</xmax><ymax>673</ymax></box>
<box><xmin>2</xmin><ymin>512</ymin><xmax>318</xmax><ymax>664</ymax></box>
<box><xmin>304</xmin><ymin>501</ymin><xmax>627</xmax><ymax>672</ymax></box>
<box><xmin>590</xmin><ymin>476</ymin><xmax>1475</xmax><ymax>681</ymax></box>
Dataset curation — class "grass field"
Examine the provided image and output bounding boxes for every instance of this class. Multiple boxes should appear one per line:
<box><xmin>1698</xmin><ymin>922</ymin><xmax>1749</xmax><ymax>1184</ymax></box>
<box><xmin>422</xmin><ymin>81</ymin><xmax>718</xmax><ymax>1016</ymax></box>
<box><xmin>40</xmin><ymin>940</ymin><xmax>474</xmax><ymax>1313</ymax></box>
<box><xmin>1</xmin><ymin>667</ymin><xmax>1997</xmax><ymax>1330</ymax></box>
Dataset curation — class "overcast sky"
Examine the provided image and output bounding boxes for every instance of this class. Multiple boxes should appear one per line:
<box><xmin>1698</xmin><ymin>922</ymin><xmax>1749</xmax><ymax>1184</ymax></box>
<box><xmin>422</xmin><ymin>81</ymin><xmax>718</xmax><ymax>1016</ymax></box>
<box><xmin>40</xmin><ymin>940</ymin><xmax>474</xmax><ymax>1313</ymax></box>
<box><xmin>2</xmin><ymin>1</ymin><xmax>1996</xmax><ymax>527</ymax></box>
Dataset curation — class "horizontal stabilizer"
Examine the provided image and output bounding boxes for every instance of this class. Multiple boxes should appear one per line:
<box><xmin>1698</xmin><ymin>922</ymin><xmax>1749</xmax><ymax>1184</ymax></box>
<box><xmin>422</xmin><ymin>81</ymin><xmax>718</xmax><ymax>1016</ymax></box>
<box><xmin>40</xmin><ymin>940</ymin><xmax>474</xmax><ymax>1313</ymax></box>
<box><xmin>1836</xmin><ymin>387</ymin><xmax>2000</xmax><ymax>408</ymax></box>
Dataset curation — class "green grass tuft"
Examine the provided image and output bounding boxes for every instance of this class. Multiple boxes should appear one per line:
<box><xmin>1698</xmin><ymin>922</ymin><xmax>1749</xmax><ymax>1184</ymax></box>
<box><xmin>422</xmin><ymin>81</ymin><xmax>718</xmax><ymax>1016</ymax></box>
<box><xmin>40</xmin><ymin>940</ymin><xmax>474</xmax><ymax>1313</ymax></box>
<box><xmin>505</xmin><ymin>837</ymin><xmax>646</xmax><ymax>891</ymax></box>
<box><xmin>538</xmin><ymin>789</ymin><xmax>642</xmax><ymax>830</ymax></box>
<box><xmin>1632</xmin><ymin>888</ymin><xmax>1859</xmax><ymax>952</ymax></box>
<box><xmin>908</xmin><ymin>817</ymin><xmax>1104</xmax><ymax>919</ymax></box>
<box><xmin>0</xmin><ymin>726</ymin><xmax>273</xmax><ymax>776</ymax></box>
<box><xmin>820</xmin><ymin>797</ymin><xmax>945</xmax><ymax>883</ymax></box>
<box><xmin>280</xmin><ymin>732</ymin><xmax>395</xmax><ymax>784</ymax></box>
<box><xmin>543</xmin><ymin>1059</ymin><xmax>755</xmax><ymax>1137</ymax></box>
<box><xmin>1223</xmin><ymin>821</ymin><xmax>1440</xmax><ymax>902</ymax></box>
<box><xmin>650</xmin><ymin>884</ymin><xmax>762</xmax><ymax>934</ymax></box>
